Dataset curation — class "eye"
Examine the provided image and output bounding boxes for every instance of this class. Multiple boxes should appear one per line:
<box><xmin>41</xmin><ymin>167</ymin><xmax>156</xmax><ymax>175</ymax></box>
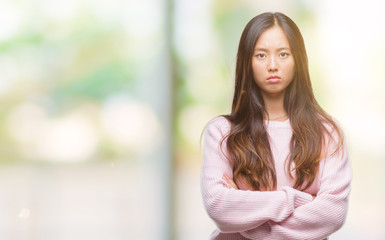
<box><xmin>280</xmin><ymin>52</ymin><xmax>290</xmax><ymax>58</ymax></box>
<box><xmin>255</xmin><ymin>53</ymin><xmax>266</xmax><ymax>59</ymax></box>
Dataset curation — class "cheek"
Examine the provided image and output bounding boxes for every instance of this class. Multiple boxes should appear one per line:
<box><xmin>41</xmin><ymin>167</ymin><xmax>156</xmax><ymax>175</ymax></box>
<box><xmin>286</xmin><ymin>61</ymin><xmax>295</xmax><ymax>79</ymax></box>
<box><xmin>290</xmin><ymin>65</ymin><xmax>295</xmax><ymax>78</ymax></box>
<box><xmin>252</xmin><ymin>62</ymin><xmax>265</xmax><ymax>80</ymax></box>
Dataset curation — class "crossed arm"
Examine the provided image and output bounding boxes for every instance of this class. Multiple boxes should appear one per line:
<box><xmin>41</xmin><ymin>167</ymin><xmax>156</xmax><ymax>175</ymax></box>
<box><xmin>201</xmin><ymin>118</ymin><xmax>352</xmax><ymax>239</ymax></box>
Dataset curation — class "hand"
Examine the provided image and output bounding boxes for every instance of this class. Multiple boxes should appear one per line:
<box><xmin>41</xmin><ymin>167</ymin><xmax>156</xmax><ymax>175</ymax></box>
<box><xmin>222</xmin><ymin>173</ymin><xmax>239</xmax><ymax>190</ymax></box>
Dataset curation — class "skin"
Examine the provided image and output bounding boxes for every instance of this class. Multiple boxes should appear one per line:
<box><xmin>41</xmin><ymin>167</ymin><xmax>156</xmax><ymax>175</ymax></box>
<box><xmin>252</xmin><ymin>25</ymin><xmax>295</xmax><ymax>121</ymax></box>
<box><xmin>223</xmin><ymin>25</ymin><xmax>315</xmax><ymax>199</ymax></box>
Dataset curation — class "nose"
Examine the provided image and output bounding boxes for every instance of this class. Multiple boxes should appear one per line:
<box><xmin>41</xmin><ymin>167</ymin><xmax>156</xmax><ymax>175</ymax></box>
<box><xmin>268</xmin><ymin>56</ymin><xmax>278</xmax><ymax>72</ymax></box>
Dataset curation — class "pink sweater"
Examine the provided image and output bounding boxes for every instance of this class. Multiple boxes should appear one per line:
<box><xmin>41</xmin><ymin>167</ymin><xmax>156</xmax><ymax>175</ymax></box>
<box><xmin>201</xmin><ymin>116</ymin><xmax>352</xmax><ymax>240</ymax></box>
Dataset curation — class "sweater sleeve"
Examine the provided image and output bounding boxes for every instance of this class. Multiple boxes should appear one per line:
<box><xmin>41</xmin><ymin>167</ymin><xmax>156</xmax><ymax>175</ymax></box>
<box><xmin>241</xmin><ymin>137</ymin><xmax>352</xmax><ymax>239</ymax></box>
<box><xmin>200</xmin><ymin>117</ymin><xmax>314</xmax><ymax>233</ymax></box>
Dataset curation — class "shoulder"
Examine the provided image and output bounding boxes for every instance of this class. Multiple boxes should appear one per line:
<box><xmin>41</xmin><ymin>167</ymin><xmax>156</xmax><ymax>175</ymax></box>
<box><xmin>320</xmin><ymin>116</ymin><xmax>346</xmax><ymax>157</ymax></box>
<box><xmin>206</xmin><ymin>115</ymin><xmax>231</xmax><ymax>131</ymax></box>
<box><xmin>321</xmin><ymin>117</ymin><xmax>345</xmax><ymax>140</ymax></box>
<box><xmin>205</xmin><ymin>115</ymin><xmax>232</xmax><ymax>137</ymax></box>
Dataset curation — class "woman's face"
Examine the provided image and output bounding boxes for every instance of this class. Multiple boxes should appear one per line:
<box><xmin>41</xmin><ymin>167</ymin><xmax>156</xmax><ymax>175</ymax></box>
<box><xmin>252</xmin><ymin>25</ymin><xmax>295</xmax><ymax>99</ymax></box>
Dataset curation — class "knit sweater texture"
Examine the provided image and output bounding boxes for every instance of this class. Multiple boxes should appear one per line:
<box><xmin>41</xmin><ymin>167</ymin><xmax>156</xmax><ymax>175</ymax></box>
<box><xmin>201</xmin><ymin>116</ymin><xmax>352</xmax><ymax>240</ymax></box>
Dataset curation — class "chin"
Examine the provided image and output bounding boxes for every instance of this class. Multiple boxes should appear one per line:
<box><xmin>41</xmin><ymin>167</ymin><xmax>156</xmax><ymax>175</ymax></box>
<box><xmin>262</xmin><ymin>89</ymin><xmax>286</xmax><ymax>97</ymax></box>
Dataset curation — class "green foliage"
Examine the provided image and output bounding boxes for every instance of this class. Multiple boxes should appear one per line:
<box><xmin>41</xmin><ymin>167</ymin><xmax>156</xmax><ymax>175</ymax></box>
<box><xmin>53</xmin><ymin>61</ymin><xmax>134</xmax><ymax>101</ymax></box>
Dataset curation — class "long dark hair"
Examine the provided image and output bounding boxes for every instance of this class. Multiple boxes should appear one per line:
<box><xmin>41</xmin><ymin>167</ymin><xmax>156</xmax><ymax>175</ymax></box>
<box><xmin>223</xmin><ymin>12</ymin><xmax>343</xmax><ymax>191</ymax></box>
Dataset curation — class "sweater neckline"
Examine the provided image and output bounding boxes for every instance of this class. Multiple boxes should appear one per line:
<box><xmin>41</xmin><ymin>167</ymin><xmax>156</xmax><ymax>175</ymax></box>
<box><xmin>264</xmin><ymin>118</ymin><xmax>291</xmax><ymax>128</ymax></box>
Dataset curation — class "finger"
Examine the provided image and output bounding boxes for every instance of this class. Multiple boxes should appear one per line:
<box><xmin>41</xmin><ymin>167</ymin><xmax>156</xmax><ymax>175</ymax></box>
<box><xmin>224</xmin><ymin>176</ymin><xmax>238</xmax><ymax>189</ymax></box>
<box><xmin>229</xmin><ymin>180</ymin><xmax>238</xmax><ymax>189</ymax></box>
<box><xmin>221</xmin><ymin>174</ymin><xmax>229</xmax><ymax>188</ymax></box>
<box><xmin>222</xmin><ymin>174</ymin><xmax>234</xmax><ymax>188</ymax></box>
<box><xmin>222</xmin><ymin>173</ymin><xmax>231</xmax><ymax>183</ymax></box>
<box><xmin>222</xmin><ymin>173</ymin><xmax>227</xmax><ymax>181</ymax></box>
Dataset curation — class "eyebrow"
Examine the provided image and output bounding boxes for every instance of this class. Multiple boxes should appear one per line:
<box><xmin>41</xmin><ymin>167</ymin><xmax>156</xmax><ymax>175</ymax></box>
<box><xmin>254</xmin><ymin>47</ymin><xmax>291</xmax><ymax>52</ymax></box>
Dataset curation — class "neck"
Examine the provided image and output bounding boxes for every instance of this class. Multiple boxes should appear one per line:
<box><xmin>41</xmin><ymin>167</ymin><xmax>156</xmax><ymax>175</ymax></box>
<box><xmin>262</xmin><ymin>92</ymin><xmax>287</xmax><ymax>120</ymax></box>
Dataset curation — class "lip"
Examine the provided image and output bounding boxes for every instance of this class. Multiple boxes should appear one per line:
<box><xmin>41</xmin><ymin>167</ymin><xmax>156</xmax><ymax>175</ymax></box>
<box><xmin>267</xmin><ymin>75</ymin><xmax>281</xmax><ymax>83</ymax></box>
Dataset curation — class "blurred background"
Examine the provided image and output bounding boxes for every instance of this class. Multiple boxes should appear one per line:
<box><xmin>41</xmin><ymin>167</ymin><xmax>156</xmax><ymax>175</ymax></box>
<box><xmin>0</xmin><ymin>0</ymin><xmax>384</xmax><ymax>239</ymax></box>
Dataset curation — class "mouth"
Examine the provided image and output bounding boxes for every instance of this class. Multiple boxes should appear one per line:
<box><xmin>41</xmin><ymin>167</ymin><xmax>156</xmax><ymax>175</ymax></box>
<box><xmin>267</xmin><ymin>75</ymin><xmax>281</xmax><ymax>83</ymax></box>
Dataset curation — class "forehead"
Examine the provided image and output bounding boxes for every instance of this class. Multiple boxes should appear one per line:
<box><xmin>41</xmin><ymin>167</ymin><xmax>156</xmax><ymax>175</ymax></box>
<box><xmin>254</xmin><ymin>25</ymin><xmax>290</xmax><ymax>49</ymax></box>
